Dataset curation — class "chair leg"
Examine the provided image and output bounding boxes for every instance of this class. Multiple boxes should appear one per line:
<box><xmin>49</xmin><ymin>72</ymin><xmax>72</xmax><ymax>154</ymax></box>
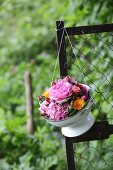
<box><xmin>65</xmin><ymin>137</ymin><xmax>76</xmax><ymax>170</ymax></box>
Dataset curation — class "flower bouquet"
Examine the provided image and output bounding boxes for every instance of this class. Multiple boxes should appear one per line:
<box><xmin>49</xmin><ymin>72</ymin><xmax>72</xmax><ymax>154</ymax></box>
<box><xmin>38</xmin><ymin>76</ymin><xmax>94</xmax><ymax>137</ymax></box>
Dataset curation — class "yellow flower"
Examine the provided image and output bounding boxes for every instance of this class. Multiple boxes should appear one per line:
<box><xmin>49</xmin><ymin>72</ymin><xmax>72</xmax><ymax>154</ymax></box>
<box><xmin>73</xmin><ymin>98</ymin><xmax>85</xmax><ymax>110</ymax></box>
<box><xmin>43</xmin><ymin>89</ymin><xmax>50</xmax><ymax>98</ymax></box>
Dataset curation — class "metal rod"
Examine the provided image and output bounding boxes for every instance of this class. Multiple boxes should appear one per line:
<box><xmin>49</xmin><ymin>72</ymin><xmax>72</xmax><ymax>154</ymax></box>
<box><xmin>65</xmin><ymin>23</ymin><xmax>113</xmax><ymax>36</ymax></box>
<box><xmin>65</xmin><ymin>137</ymin><xmax>76</xmax><ymax>170</ymax></box>
<box><xmin>56</xmin><ymin>20</ymin><xmax>68</xmax><ymax>77</ymax></box>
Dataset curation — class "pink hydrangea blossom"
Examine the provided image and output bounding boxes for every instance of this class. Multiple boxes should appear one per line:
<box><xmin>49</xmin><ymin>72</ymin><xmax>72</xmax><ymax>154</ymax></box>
<box><xmin>50</xmin><ymin>79</ymin><xmax>73</xmax><ymax>102</ymax></box>
<box><xmin>39</xmin><ymin>100</ymin><xmax>69</xmax><ymax>121</ymax></box>
<box><xmin>39</xmin><ymin>100</ymin><xmax>50</xmax><ymax>116</ymax></box>
<box><xmin>46</xmin><ymin>102</ymin><xmax>69</xmax><ymax>120</ymax></box>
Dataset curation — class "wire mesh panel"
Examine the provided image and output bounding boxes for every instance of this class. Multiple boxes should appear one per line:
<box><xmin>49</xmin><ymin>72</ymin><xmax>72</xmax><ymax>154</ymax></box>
<box><xmin>75</xmin><ymin>138</ymin><xmax>113</xmax><ymax>170</ymax></box>
<box><xmin>65</xmin><ymin>32</ymin><xmax>113</xmax><ymax>124</ymax></box>
<box><xmin>56</xmin><ymin>21</ymin><xmax>113</xmax><ymax>170</ymax></box>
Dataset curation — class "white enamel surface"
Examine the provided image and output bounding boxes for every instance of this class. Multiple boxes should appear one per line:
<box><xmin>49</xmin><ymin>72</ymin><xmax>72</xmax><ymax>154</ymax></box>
<box><xmin>61</xmin><ymin>112</ymin><xmax>94</xmax><ymax>137</ymax></box>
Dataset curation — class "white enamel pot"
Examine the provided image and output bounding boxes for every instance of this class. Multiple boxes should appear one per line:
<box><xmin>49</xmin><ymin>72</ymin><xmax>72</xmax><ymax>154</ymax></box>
<box><xmin>44</xmin><ymin>97</ymin><xmax>94</xmax><ymax>137</ymax></box>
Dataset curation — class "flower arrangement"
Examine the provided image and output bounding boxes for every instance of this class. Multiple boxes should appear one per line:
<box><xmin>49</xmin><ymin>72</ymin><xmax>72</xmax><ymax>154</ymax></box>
<box><xmin>37</xmin><ymin>76</ymin><xmax>91</xmax><ymax>121</ymax></box>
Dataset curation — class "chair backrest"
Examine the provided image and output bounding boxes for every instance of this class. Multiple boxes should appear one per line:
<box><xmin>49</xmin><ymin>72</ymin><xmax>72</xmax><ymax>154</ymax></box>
<box><xmin>56</xmin><ymin>20</ymin><xmax>113</xmax><ymax>170</ymax></box>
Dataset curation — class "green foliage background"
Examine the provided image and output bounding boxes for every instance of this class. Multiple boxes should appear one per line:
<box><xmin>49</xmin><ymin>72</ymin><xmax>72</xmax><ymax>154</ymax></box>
<box><xmin>0</xmin><ymin>0</ymin><xmax>113</xmax><ymax>169</ymax></box>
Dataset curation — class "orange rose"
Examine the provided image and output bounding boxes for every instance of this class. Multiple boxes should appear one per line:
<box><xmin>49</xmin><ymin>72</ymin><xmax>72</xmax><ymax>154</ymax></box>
<box><xmin>73</xmin><ymin>98</ymin><xmax>85</xmax><ymax>110</ymax></box>
<box><xmin>43</xmin><ymin>89</ymin><xmax>50</xmax><ymax>98</ymax></box>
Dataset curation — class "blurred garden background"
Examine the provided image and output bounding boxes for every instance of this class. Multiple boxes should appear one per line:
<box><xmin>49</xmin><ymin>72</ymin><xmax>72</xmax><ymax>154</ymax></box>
<box><xmin>0</xmin><ymin>0</ymin><xmax>113</xmax><ymax>169</ymax></box>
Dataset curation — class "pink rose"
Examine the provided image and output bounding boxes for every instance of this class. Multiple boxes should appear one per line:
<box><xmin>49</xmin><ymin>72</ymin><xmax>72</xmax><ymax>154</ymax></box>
<box><xmin>81</xmin><ymin>95</ymin><xmax>87</xmax><ymax>101</ymax></box>
<box><xmin>50</xmin><ymin>79</ymin><xmax>73</xmax><ymax>102</ymax></box>
<box><xmin>72</xmin><ymin>85</ymin><xmax>81</xmax><ymax>95</ymax></box>
<box><xmin>77</xmin><ymin>83</ymin><xmax>90</xmax><ymax>101</ymax></box>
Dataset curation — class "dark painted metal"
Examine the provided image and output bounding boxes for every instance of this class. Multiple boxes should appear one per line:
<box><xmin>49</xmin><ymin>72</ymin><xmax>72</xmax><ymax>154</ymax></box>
<box><xmin>65</xmin><ymin>23</ymin><xmax>113</xmax><ymax>36</ymax></box>
<box><xmin>65</xmin><ymin>121</ymin><xmax>113</xmax><ymax>142</ymax></box>
<box><xmin>64</xmin><ymin>121</ymin><xmax>113</xmax><ymax>170</ymax></box>
<box><xmin>56</xmin><ymin>21</ymin><xmax>68</xmax><ymax>77</ymax></box>
<box><xmin>65</xmin><ymin>137</ymin><xmax>76</xmax><ymax>170</ymax></box>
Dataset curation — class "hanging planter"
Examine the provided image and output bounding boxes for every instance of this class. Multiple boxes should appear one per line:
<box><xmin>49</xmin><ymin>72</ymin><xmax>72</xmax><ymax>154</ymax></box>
<box><xmin>37</xmin><ymin>76</ymin><xmax>94</xmax><ymax>137</ymax></box>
